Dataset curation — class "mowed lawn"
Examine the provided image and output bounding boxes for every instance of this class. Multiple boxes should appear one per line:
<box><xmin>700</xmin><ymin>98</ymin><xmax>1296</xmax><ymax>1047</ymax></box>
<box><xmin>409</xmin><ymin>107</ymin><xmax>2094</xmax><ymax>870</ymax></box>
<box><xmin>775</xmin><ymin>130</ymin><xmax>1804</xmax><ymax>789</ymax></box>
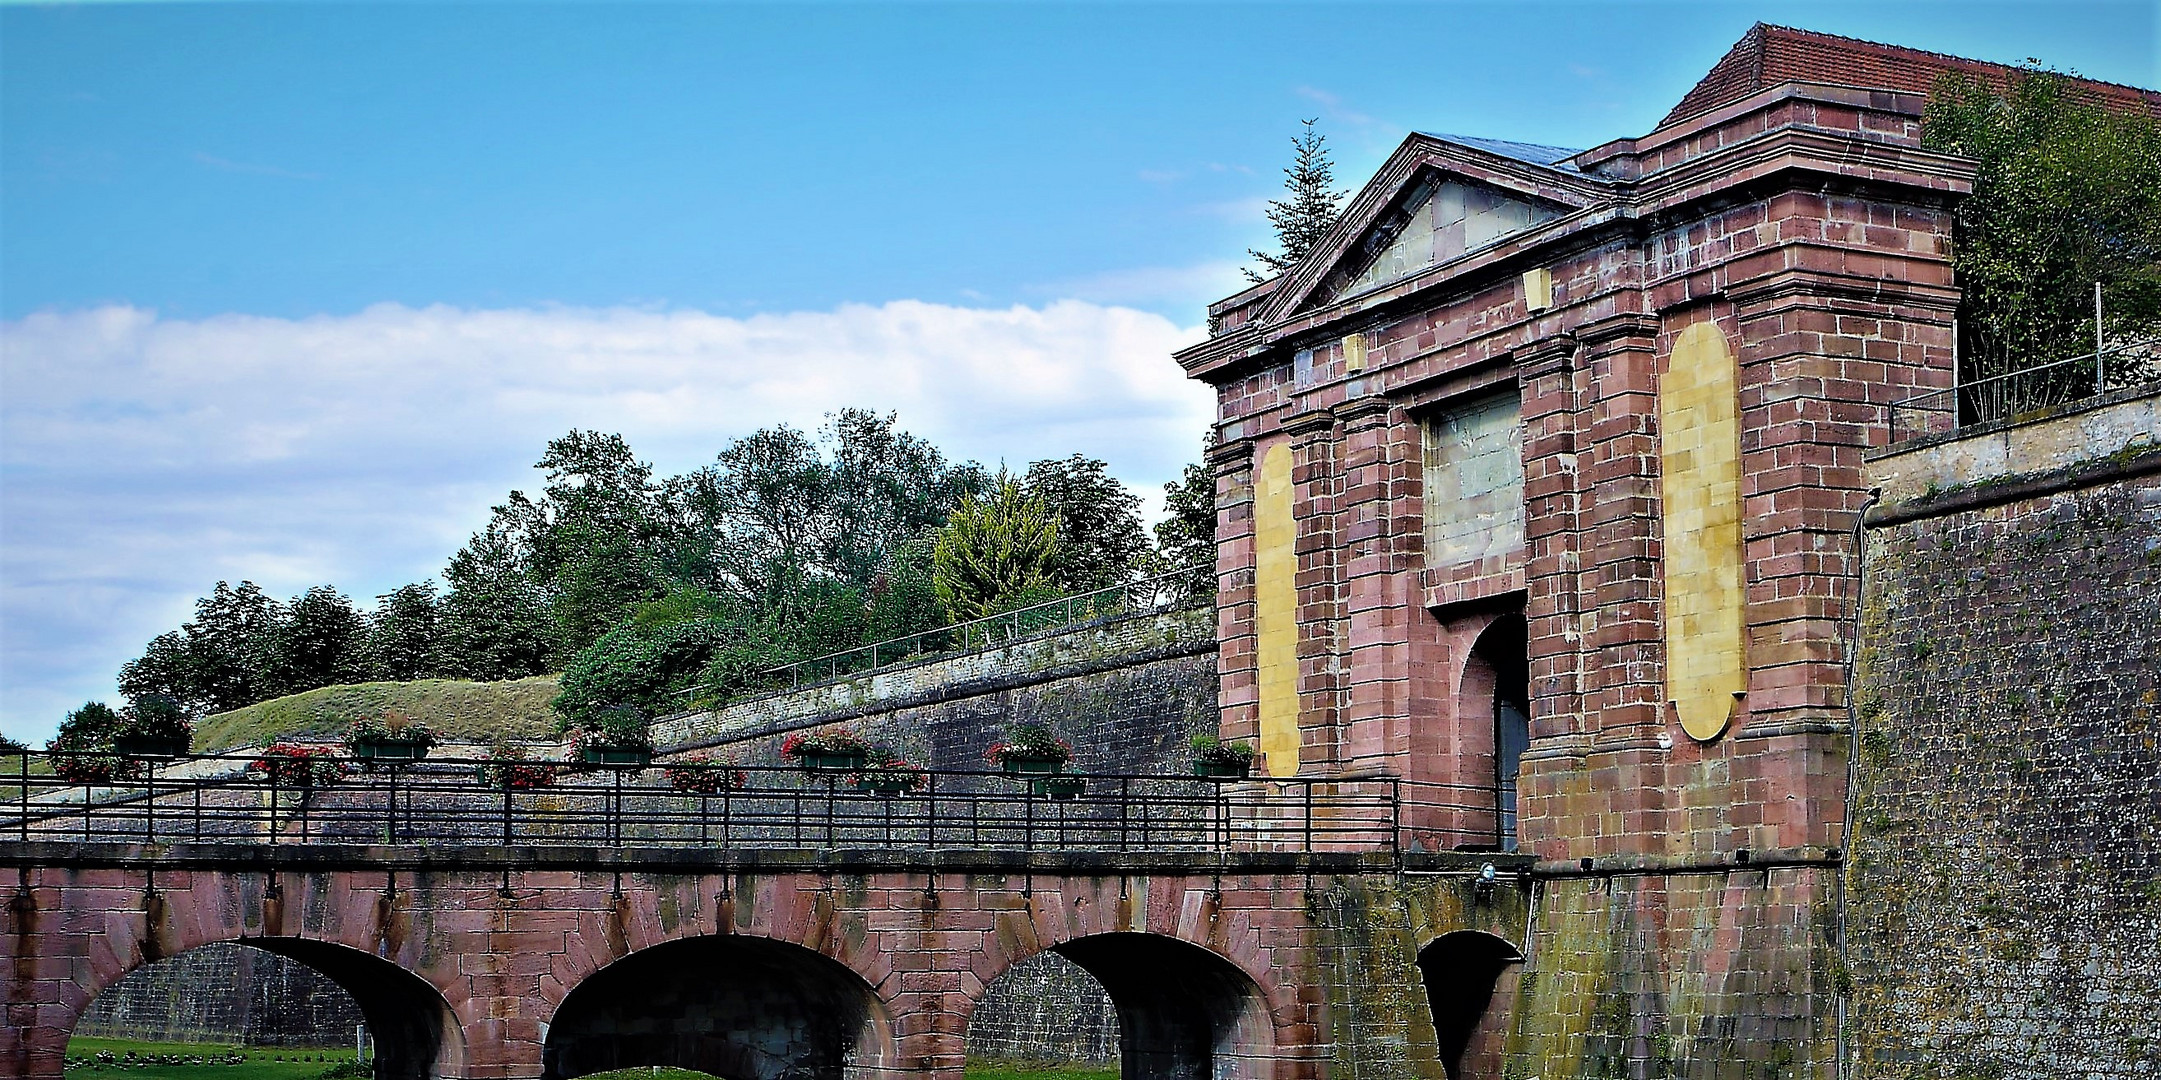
<box><xmin>576</xmin><ymin>1067</ymin><xmax>1116</xmax><ymax>1080</ymax></box>
<box><xmin>63</xmin><ymin>1038</ymin><xmax>359</xmax><ymax>1080</ymax></box>
<box><xmin>965</xmin><ymin>1063</ymin><xmax>1118</xmax><ymax>1080</ymax></box>
<box><xmin>59</xmin><ymin>1043</ymin><xmax>1115</xmax><ymax>1080</ymax></box>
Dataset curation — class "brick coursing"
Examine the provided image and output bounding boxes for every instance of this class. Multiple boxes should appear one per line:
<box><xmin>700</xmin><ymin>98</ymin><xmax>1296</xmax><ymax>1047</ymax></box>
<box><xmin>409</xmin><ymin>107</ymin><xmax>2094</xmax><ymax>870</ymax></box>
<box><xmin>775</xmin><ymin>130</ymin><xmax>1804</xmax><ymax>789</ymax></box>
<box><xmin>0</xmin><ymin>849</ymin><xmax>1525</xmax><ymax>1080</ymax></box>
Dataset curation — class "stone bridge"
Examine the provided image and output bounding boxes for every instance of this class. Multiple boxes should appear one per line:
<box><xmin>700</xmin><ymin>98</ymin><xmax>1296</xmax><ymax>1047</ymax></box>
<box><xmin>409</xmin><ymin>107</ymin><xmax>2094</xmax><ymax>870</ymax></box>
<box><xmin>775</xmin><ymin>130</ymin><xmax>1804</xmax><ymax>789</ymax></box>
<box><xmin>1</xmin><ymin>840</ymin><xmax>1531</xmax><ymax>1080</ymax></box>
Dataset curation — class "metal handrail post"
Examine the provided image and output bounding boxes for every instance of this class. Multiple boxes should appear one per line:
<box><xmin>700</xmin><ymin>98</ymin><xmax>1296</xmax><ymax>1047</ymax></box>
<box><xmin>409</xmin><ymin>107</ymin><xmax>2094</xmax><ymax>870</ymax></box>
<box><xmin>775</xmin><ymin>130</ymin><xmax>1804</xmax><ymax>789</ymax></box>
<box><xmin>925</xmin><ymin>772</ymin><xmax>938</xmax><ymax>850</ymax></box>
<box><xmin>1392</xmin><ymin>779</ymin><xmax>1403</xmax><ymax>865</ymax></box>
<box><xmin>1304</xmin><ymin>782</ymin><xmax>1314</xmax><ymax>854</ymax></box>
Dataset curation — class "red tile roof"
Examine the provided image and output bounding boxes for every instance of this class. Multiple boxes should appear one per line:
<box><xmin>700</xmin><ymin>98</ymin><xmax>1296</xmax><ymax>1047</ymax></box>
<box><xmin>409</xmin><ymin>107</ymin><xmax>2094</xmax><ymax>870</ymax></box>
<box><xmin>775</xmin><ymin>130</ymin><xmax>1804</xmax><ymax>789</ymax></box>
<box><xmin>1660</xmin><ymin>23</ymin><xmax>2161</xmax><ymax>128</ymax></box>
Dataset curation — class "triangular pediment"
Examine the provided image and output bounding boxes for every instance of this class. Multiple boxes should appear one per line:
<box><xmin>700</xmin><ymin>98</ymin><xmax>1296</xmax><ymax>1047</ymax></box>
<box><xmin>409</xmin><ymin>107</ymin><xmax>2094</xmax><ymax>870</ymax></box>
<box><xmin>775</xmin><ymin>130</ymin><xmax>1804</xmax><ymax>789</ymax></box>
<box><xmin>1254</xmin><ymin>134</ymin><xmax>1609</xmax><ymax>326</ymax></box>
<box><xmin>1312</xmin><ymin>175</ymin><xmax>1562</xmax><ymax>306</ymax></box>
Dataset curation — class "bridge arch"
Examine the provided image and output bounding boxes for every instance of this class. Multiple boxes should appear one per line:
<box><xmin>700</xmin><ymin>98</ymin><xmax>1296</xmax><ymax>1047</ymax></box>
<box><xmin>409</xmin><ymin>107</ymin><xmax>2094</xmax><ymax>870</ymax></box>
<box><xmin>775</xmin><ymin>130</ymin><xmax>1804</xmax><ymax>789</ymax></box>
<box><xmin>69</xmin><ymin>937</ymin><xmax>464</xmax><ymax>1080</ymax></box>
<box><xmin>968</xmin><ymin>931</ymin><xmax>1280</xmax><ymax>1080</ymax></box>
<box><xmin>541</xmin><ymin>934</ymin><xmax>895</xmax><ymax>1080</ymax></box>
<box><xmin>1416</xmin><ymin>929</ymin><xmax>1523</xmax><ymax>1080</ymax></box>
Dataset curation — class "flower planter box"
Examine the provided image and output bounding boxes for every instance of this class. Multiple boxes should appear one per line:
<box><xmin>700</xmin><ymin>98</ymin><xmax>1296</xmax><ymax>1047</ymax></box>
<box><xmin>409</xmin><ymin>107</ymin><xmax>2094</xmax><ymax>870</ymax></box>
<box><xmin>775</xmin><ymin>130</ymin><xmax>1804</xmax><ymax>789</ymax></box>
<box><xmin>998</xmin><ymin>754</ymin><xmax>1066</xmax><ymax>777</ymax></box>
<box><xmin>855</xmin><ymin>777</ymin><xmax>917</xmax><ymax>798</ymax></box>
<box><xmin>353</xmin><ymin>738</ymin><xmax>430</xmax><ymax>762</ymax></box>
<box><xmin>799</xmin><ymin>750</ymin><xmax>869</xmax><ymax>773</ymax></box>
<box><xmin>114</xmin><ymin>735</ymin><xmax>190</xmax><ymax>759</ymax></box>
<box><xmin>580</xmin><ymin>746</ymin><xmax>653</xmax><ymax>769</ymax></box>
<box><xmin>1032</xmin><ymin>776</ymin><xmax>1086</xmax><ymax>801</ymax></box>
<box><xmin>1191</xmin><ymin>759</ymin><xmax>1252</xmax><ymax>779</ymax></box>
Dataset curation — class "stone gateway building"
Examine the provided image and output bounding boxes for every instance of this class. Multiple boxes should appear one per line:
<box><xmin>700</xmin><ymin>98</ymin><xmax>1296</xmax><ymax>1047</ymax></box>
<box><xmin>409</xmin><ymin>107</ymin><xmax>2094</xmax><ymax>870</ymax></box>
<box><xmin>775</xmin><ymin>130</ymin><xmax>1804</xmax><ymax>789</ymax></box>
<box><xmin>5</xmin><ymin>23</ymin><xmax>2161</xmax><ymax>1080</ymax></box>
<box><xmin>1174</xmin><ymin>22</ymin><xmax>2161</xmax><ymax>1079</ymax></box>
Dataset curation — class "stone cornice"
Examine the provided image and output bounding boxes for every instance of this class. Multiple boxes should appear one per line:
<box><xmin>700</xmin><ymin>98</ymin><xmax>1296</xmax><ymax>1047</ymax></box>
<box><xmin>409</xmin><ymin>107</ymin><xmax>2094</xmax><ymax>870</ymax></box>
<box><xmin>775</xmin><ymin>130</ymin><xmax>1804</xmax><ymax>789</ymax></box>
<box><xmin>1281</xmin><ymin>408</ymin><xmax>1340</xmax><ymax>437</ymax></box>
<box><xmin>1177</xmin><ymin>90</ymin><xmax>1977</xmax><ymax>385</ymax></box>
<box><xmin>1572</xmin><ymin>312</ymin><xmax>1662</xmax><ymax>349</ymax></box>
<box><xmin>1725</xmin><ymin>266</ymin><xmax>1961</xmax><ymax>313</ymax></box>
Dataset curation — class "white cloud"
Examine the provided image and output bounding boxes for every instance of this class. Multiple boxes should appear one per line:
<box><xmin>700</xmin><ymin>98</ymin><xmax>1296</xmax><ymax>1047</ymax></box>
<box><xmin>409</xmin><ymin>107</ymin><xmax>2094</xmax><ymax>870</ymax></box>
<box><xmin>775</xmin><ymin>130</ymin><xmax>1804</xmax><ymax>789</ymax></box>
<box><xmin>0</xmin><ymin>300</ymin><xmax>1215</xmax><ymax>742</ymax></box>
<box><xmin>1030</xmin><ymin>261</ymin><xmax>1250</xmax><ymax>311</ymax></box>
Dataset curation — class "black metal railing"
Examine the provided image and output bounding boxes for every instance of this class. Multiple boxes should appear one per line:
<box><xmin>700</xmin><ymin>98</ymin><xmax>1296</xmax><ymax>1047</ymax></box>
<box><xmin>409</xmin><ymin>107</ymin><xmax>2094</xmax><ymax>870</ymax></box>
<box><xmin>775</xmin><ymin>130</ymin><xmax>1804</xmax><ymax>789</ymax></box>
<box><xmin>677</xmin><ymin>564</ymin><xmax>1213</xmax><ymax>707</ymax></box>
<box><xmin>1888</xmin><ymin>335</ymin><xmax>2161</xmax><ymax>443</ymax></box>
<box><xmin>0</xmin><ymin>750</ymin><xmax>1510</xmax><ymax>858</ymax></box>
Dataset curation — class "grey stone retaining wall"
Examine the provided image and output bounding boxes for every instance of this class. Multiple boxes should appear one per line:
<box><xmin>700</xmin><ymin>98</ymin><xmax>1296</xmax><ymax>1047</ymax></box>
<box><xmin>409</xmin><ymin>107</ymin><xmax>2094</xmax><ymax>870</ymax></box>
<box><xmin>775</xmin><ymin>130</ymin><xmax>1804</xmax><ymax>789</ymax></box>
<box><xmin>963</xmin><ymin>951</ymin><xmax>1119</xmax><ymax>1064</ymax></box>
<box><xmin>1850</xmin><ymin>389</ymin><xmax>2161</xmax><ymax>1077</ymax></box>
<box><xmin>73</xmin><ymin>942</ymin><xmax>364</xmax><ymax>1047</ymax></box>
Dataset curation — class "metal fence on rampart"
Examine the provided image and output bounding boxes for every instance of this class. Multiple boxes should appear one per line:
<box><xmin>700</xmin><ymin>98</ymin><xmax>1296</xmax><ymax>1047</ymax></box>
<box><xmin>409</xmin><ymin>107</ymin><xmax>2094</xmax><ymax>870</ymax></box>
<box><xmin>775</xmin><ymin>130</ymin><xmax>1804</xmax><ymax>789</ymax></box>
<box><xmin>1</xmin><ymin>750</ymin><xmax>1511</xmax><ymax>859</ymax></box>
<box><xmin>678</xmin><ymin>563</ymin><xmax>1213</xmax><ymax>706</ymax></box>
<box><xmin>1890</xmin><ymin>334</ymin><xmax>2160</xmax><ymax>443</ymax></box>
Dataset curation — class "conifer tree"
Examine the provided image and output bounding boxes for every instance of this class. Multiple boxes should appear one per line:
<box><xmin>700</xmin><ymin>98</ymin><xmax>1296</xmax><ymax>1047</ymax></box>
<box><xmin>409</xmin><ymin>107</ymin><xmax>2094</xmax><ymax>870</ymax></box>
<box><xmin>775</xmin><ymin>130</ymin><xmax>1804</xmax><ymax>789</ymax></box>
<box><xmin>932</xmin><ymin>474</ymin><xmax>1060</xmax><ymax>623</ymax></box>
<box><xmin>1246</xmin><ymin>119</ymin><xmax>1349</xmax><ymax>282</ymax></box>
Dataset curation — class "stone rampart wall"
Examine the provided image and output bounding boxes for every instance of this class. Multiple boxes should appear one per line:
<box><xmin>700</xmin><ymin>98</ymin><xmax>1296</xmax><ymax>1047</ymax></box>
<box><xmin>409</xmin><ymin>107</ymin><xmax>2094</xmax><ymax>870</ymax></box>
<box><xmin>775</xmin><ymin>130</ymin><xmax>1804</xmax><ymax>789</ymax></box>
<box><xmin>654</xmin><ymin>607</ymin><xmax>1217</xmax><ymax>776</ymax></box>
<box><xmin>72</xmin><ymin>943</ymin><xmax>363</xmax><ymax>1047</ymax></box>
<box><xmin>1850</xmin><ymin>390</ymin><xmax>2161</xmax><ymax>1076</ymax></box>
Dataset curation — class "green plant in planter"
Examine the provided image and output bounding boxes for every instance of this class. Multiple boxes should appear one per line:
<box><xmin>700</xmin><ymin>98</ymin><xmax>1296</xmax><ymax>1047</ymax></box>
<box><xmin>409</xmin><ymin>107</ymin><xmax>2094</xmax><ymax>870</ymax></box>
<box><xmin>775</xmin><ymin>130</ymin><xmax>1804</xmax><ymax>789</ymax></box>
<box><xmin>574</xmin><ymin>705</ymin><xmax>654</xmax><ymax>767</ymax></box>
<box><xmin>664</xmin><ymin>751</ymin><xmax>750</xmax><ymax>794</ymax></box>
<box><xmin>115</xmin><ymin>694</ymin><xmax>194</xmax><ymax>758</ymax></box>
<box><xmin>986</xmin><ymin>722</ymin><xmax>1073</xmax><ymax>775</ymax></box>
<box><xmin>250</xmin><ymin>744</ymin><xmax>350</xmax><ymax>789</ymax></box>
<box><xmin>782</xmin><ymin>728</ymin><xmax>875</xmax><ymax>772</ymax></box>
<box><xmin>343</xmin><ymin>711</ymin><xmax>439</xmax><ymax>761</ymax></box>
<box><xmin>1032</xmin><ymin>775</ymin><xmax>1086</xmax><ymax>801</ymax></box>
<box><xmin>849</xmin><ymin>756</ymin><xmax>926</xmax><ymax>797</ymax></box>
<box><xmin>1189</xmin><ymin>733</ymin><xmax>1256</xmax><ymax>778</ymax></box>
<box><xmin>475</xmin><ymin>743</ymin><xmax>559</xmax><ymax>789</ymax></box>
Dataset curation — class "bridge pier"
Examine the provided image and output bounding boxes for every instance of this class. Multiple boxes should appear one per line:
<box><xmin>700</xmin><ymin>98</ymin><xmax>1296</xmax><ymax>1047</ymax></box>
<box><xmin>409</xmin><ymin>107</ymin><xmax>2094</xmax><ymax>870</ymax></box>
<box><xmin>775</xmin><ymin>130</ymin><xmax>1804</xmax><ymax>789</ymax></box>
<box><xmin>0</xmin><ymin>843</ymin><xmax>1527</xmax><ymax>1080</ymax></box>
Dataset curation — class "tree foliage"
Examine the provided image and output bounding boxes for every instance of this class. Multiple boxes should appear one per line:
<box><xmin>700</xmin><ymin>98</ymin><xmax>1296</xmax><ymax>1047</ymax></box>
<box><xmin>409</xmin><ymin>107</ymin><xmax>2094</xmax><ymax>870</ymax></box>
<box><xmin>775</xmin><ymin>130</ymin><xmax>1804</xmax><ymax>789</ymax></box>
<box><xmin>1246</xmin><ymin>119</ymin><xmax>1349</xmax><ymax>283</ymax></box>
<box><xmin>261</xmin><ymin>586</ymin><xmax>368</xmax><ymax>699</ymax></box>
<box><xmin>366</xmin><ymin>582</ymin><xmax>446</xmax><ymax>682</ymax></box>
<box><xmin>107</xmin><ymin>411</ymin><xmax>1206</xmax><ymax>729</ymax></box>
<box><xmin>933</xmin><ymin>474</ymin><xmax>1061</xmax><ymax>623</ymax></box>
<box><xmin>1022</xmin><ymin>454</ymin><xmax>1150</xmax><ymax>592</ymax></box>
<box><xmin>1154</xmin><ymin>435</ymin><xmax>1218</xmax><ymax>577</ymax></box>
<box><xmin>1924</xmin><ymin>68</ymin><xmax>2161</xmax><ymax>380</ymax></box>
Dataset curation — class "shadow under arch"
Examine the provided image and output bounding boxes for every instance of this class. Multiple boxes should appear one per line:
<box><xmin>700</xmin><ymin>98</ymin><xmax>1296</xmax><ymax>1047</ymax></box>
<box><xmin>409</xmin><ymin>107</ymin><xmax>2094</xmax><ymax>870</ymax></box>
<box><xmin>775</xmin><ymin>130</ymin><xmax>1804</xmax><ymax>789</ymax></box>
<box><xmin>1047</xmin><ymin>932</ymin><xmax>1275</xmax><ymax>1080</ymax></box>
<box><xmin>1416</xmin><ymin>930</ymin><xmax>1523</xmax><ymax>1080</ymax></box>
<box><xmin>72</xmin><ymin>938</ymin><xmax>463</xmax><ymax>1080</ymax></box>
<box><xmin>542</xmin><ymin>935</ymin><xmax>892</xmax><ymax>1080</ymax></box>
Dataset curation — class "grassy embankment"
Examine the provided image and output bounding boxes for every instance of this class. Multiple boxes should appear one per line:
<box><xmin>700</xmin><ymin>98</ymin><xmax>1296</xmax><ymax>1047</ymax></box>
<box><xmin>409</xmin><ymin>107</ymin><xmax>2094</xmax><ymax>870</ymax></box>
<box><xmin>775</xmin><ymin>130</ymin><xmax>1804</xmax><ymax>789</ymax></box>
<box><xmin>192</xmin><ymin>677</ymin><xmax>561</xmax><ymax>752</ymax></box>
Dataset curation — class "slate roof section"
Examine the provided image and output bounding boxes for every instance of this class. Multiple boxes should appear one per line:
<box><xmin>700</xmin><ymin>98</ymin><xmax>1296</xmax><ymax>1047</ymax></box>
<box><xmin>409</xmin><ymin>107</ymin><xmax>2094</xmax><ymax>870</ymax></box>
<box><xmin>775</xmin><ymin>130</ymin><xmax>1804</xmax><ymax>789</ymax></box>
<box><xmin>1662</xmin><ymin>23</ymin><xmax>2161</xmax><ymax>127</ymax></box>
<box><xmin>1420</xmin><ymin>133</ymin><xmax>1586</xmax><ymax>171</ymax></box>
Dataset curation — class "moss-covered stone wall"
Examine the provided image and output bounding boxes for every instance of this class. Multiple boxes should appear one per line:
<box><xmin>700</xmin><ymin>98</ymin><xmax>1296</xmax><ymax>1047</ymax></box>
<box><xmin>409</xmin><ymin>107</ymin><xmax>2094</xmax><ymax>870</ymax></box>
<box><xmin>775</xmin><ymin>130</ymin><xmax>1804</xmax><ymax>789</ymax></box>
<box><xmin>1851</xmin><ymin>405</ymin><xmax>2161</xmax><ymax>1076</ymax></box>
<box><xmin>1497</xmin><ymin>868</ymin><xmax>1838</xmax><ymax>1079</ymax></box>
<box><xmin>655</xmin><ymin>607</ymin><xmax>1217</xmax><ymax>776</ymax></box>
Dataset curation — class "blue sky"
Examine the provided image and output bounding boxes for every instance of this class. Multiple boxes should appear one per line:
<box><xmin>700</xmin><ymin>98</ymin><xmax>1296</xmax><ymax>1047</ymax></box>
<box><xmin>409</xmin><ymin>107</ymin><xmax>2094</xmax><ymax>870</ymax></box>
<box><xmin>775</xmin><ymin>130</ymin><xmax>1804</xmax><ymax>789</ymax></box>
<box><xmin>3</xmin><ymin>1</ymin><xmax>2156</xmax><ymax>742</ymax></box>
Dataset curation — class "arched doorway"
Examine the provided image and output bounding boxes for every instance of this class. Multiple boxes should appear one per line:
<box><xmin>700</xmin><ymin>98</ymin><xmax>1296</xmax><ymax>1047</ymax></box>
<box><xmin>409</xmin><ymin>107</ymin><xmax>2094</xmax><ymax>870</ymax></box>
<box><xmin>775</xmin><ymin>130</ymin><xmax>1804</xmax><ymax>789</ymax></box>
<box><xmin>1416</xmin><ymin>931</ymin><xmax>1523</xmax><ymax>1080</ymax></box>
<box><xmin>1038</xmin><ymin>933</ymin><xmax>1273</xmax><ymax>1080</ymax></box>
<box><xmin>542</xmin><ymin>935</ymin><xmax>891</xmax><ymax>1080</ymax></box>
<box><xmin>69</xmin><ymin>939</ymin><xmax>462</xmax><ymax>1080</ymax></box>
<box><xmin>1461</xmin><ymin>613</ymin><xmax>1529</xmax><ymax>851</ymax></box>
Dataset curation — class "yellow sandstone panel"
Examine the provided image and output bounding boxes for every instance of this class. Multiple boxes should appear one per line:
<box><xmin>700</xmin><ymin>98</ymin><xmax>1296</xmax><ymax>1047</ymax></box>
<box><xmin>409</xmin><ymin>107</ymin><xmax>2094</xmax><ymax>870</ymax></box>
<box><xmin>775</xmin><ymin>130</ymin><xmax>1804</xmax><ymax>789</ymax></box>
<box><xmin>1660</xmin><ymin>322</ymin><xmax>1747</xmax><ymax>742</ymax></box>
<box><xmin>1254</xmin><ymin>442</ymin><xmax>1301</xmax><ymax>776</ymax></box>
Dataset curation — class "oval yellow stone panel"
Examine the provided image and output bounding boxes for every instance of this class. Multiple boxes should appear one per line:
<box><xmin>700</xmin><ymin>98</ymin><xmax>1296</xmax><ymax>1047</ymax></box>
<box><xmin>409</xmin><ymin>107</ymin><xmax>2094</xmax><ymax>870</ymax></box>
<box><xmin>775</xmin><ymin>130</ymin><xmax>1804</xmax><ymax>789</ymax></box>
<box><xmin>1659</xmin><ymin>322</ymin><xmax>1748</xmax><ymax>742</ymax></box>
<box><xmin>1254</xmin><ymin>441</ymin><xmax>1301</xmax><ymax>776</ymax></box>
